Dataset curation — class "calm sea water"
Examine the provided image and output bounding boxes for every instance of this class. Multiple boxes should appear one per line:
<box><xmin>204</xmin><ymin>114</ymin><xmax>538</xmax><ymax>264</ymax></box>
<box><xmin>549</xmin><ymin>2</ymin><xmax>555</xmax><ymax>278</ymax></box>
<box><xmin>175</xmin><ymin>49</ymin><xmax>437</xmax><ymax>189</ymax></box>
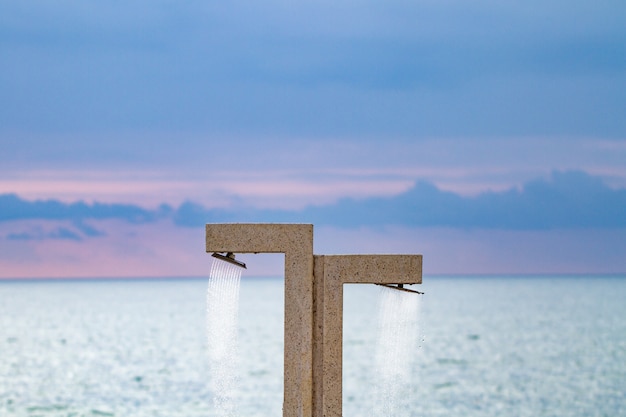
<box><xmin>1</xmin><ymin>276</ymin><xmax>625</xmax><ymax>417</ymax></box>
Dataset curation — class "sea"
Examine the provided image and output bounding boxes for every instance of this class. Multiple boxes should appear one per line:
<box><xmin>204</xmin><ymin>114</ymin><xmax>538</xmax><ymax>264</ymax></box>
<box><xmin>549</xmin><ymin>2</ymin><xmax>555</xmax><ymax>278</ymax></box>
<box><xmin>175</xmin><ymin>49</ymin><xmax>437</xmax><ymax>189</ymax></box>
<box><xmin>1</xmin><ymin>275</ymin><xmax>625</xmax><ymax>417</ymax></box>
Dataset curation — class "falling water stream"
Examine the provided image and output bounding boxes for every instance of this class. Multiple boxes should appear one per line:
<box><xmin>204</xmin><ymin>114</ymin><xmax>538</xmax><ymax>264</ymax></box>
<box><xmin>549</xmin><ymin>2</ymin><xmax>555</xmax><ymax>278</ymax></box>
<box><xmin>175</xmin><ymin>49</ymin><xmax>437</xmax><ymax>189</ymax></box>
<box><xmin>206</xmin><ymin>258</ymin><xmax>243</xmax><ymax>417</ymax></box>
<box><xmin>206</xmin><ymin>257</ymin><xmax>422</xmax><ymax>416</ymax></box>
<box><xmin>373</xmin><ymin>286</ymin><xmax>423</xmax><ymax>417</ymax></box>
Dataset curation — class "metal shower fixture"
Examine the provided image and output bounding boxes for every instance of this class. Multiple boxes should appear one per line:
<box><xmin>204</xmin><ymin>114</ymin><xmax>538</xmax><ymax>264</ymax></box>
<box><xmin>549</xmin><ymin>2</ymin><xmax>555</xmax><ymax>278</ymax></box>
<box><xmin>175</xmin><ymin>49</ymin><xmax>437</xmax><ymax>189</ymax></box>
<box><xmin>211</xmin><ymin>252</ymin><xmax>247</xmax><ymax>269</ymax></box>
<box><xmin>376</xmin><ymin>283</ymin><xmax>424</xmax><ymax>294</ymax></box>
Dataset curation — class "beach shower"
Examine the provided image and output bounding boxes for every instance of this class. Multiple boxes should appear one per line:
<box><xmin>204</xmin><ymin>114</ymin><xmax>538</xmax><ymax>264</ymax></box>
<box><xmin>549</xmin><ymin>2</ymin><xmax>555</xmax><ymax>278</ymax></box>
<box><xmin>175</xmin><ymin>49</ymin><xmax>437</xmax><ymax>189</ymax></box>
<box><xmin>211</xmin><ymin>252</ymin><xmax>247</xmax><ymax>269</ymax></box>
<box><xmin>206</xmin><ymin>253</ymin><xmax>245</xmax><ymax>416</ymax></box>
<box><xmin>205</xmin><ymin>223</ymin><xmax>423</xmax><ymax>417</ymax></box>
<box><xmin>376</xmin><ymin>283</ymin><xmax>424</xmax><ymax>294</ymax></box>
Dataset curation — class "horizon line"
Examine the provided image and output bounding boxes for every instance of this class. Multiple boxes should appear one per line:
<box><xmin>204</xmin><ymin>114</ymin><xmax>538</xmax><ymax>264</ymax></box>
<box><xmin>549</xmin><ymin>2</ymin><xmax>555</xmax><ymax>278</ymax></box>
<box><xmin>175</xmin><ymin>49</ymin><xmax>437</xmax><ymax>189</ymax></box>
<box><xmin>1</xmin><ymin>272</ymin><xmax>625</xmax><ymax>282</ymax></box>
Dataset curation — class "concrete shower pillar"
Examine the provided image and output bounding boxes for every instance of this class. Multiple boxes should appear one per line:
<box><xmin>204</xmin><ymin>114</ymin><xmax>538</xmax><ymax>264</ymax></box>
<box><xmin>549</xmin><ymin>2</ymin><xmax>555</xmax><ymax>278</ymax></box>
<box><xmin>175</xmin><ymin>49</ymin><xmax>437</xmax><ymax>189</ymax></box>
<box><xmin>206</xmin><ymin>223</ymin><xmax>314</xmax><ymax>417</ymax></box>
<box><xmin>206</xmin><ymin>223</ymin><xmax>422</xmax><ymax>417</ymax></box>
<box><xmin>312</xmin><ymin>254</ymin><xmax>422</xmax><ymax>417</ymax></box>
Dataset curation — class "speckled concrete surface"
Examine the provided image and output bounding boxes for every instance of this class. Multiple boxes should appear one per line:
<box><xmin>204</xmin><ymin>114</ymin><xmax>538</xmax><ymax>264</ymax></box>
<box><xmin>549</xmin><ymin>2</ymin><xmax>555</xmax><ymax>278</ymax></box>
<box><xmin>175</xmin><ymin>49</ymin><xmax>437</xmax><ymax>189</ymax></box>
<box><xmin>206</xmin><ymin>224</ymin><xmax>422</xmax><ymax>417</ymax></box>
<box><xmin>206</xmin><ymin>223</ymin><xmax>314</xmax><ymax>417</ymax></box>
<box><xmin>313</xmin><ymin>255</ymin><xmax>422</xmax><ymax>417</ymax></box>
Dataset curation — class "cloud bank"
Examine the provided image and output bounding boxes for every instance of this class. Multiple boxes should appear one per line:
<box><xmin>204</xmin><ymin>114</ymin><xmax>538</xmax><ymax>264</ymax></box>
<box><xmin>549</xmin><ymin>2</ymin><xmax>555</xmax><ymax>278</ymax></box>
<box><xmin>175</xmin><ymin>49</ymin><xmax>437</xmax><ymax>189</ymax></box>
<box><xmin>288</xmin><ymin>170</ymin><xmax>626</xmax><ymax>229</ymax></box>
<box><xmin>0</xmin><ymin>193</ymin><xmax>170</xmax><ymax>223</ymax></box>
<box><xmin>2</xmin><ymin>171</ymin><xmax>625</xmax><ymax>240</ymax></box>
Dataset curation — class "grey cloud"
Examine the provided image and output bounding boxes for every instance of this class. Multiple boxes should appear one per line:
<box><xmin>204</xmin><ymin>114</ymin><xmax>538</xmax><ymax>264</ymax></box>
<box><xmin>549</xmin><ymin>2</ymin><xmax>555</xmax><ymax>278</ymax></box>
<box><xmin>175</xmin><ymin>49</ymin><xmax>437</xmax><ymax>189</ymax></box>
<box><xmin>173</xmin><ymin>171</ymin><xmax>626</xmax><ymax>230</ymax></box>
<box><xmin>0</xmin><ymin>194</ymin><xmax>168</xmax><ymax>223</ymax></box>
<box><xmin>2</xmin><ymin>171</ymin><xmax>625</xmax><ymax>234</ymax></box>
<box><xmin>303</xmin><ymin>171</ymin><xmax>626</xmax><ymax>229</ymax></box>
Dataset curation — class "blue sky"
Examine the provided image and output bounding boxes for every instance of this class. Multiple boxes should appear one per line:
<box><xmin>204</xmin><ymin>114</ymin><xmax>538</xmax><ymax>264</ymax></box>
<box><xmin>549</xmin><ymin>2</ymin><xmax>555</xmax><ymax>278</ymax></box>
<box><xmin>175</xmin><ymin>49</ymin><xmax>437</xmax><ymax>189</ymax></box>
<box><xmin>1</xmin><ymin>0</ymin><xmax>625</xmax><ymax>277</ymax></box>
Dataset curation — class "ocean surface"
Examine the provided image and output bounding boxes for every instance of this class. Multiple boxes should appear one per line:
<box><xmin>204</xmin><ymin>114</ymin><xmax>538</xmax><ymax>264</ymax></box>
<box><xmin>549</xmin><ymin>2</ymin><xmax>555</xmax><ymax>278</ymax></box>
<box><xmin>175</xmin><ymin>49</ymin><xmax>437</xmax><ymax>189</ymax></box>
<box><xmin>1</xmin><ymin>276</ymin><xmax>625</xmax><ymax>417</ymax></box>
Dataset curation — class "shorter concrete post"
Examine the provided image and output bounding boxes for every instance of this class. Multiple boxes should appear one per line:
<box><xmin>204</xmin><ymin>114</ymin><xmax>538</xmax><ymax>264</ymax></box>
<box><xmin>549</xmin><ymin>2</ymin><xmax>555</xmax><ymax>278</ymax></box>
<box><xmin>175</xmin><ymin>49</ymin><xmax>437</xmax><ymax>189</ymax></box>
<box><xmin>312</xmin><ymin>255</ymin><xmax>422</xmax><ymax>417</ymax></box>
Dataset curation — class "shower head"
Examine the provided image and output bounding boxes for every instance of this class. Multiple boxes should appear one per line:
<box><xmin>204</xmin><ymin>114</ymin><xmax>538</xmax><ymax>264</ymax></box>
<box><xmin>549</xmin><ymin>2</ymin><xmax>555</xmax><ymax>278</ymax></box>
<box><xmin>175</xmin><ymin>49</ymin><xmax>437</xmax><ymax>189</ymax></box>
<box><xmin>211</xmin><ymin>252</ymin><xmax>247</xmax><ymax>269</ymax></box>
<box><xmin>376</xmin><ymin>283</ymin><xmax>423</xmax><ymax>294</ymax></box>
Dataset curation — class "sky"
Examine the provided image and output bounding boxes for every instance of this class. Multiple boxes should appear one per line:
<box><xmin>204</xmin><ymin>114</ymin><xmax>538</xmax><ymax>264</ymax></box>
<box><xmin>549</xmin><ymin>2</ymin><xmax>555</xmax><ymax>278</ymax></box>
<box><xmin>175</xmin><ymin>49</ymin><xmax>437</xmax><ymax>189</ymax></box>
<box><xmin>1</xmin><ymin>0</ymin><xmax>625</xmax><ymax>278</ymax></box>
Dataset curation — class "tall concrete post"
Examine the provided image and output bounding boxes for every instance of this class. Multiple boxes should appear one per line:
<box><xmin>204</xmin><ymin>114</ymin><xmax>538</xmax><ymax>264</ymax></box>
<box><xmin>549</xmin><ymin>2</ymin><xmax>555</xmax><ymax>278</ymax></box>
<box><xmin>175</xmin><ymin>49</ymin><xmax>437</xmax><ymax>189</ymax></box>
<box><xmin>206</xmin><ymin>223</ymin><xmax>314</xmax><ymax>417</ymax></box>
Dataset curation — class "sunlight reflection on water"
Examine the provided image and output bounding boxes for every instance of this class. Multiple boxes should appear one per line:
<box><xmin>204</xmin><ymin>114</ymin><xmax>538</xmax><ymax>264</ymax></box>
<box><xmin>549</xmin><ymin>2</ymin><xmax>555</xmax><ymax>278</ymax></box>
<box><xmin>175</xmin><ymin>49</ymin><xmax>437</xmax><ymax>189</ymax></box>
<box><xmin>0</xmin><ymin>276</ymin><xmax>625</xmax><ymax>416</ymax></box>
